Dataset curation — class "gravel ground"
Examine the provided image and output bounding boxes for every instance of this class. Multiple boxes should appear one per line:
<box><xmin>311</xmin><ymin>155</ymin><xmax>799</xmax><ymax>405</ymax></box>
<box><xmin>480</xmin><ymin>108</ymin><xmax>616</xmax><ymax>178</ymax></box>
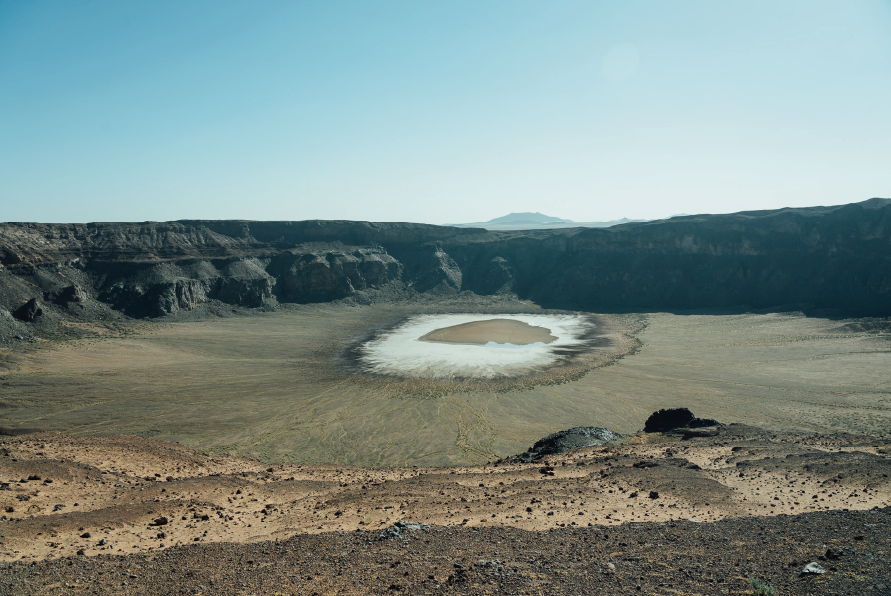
<box><xmin>1</xmin><ymin>507</ymin><xmax>889</xmax><ymax>595</ymax></box>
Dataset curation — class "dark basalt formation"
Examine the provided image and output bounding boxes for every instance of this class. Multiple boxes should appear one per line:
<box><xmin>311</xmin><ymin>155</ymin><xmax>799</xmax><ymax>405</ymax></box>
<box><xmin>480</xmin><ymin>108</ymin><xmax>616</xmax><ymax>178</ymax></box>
<box><xmin>510</xmin><ymin>426</ymin><xmax>625</xmax><ymax>462</ymax></box>
<box><xmin>1</xmin><ymin>198</ymin><xmax>889</xmax><ymax>341</ymax></box>
<box><xmin>12</xmin><ymin>298</ymin><xmax>42</xmax><ymax>322</ymax></box>
<box><xmin>510</xmin><ymin>406</ymin><xmax>722</xmax><ymax>464</ymax></box>
<box><xmin>643</xmin><ymin>408</ymin><xmax>723</xmax><ymax>433</ymax></box>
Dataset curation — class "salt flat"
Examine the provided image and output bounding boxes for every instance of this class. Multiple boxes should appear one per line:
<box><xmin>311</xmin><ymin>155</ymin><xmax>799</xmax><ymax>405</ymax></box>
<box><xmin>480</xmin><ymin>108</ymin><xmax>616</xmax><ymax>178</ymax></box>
<box><xmin>360</xmin><ymin>314</ymin><xmax>590</xmax><ymax>379</ymax></box>
<box><xmin>0</xmin><ymin>305</ymin><xmax>888</xmax><ymax>467</ymax></box>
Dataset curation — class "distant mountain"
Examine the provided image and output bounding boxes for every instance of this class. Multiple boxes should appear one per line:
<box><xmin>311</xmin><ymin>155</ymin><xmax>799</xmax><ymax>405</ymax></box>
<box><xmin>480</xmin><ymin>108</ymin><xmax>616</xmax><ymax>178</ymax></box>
<box><xmin>447</xmin><ymin>213</ymin><xmax>648</xmax><ymax>230</ymax></box>
<box><xmin>485</xmin><ymin>212</ymin><xmax>571</xmax><ymax>225</ymax></box>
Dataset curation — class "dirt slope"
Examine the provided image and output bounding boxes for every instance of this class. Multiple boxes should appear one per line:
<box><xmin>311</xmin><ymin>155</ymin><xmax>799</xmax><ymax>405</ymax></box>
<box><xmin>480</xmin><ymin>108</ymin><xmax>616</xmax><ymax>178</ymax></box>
<box><xmin>1</xmin><ymin>425</ymin><xmax>889</xmax><ymax>594</ymax></box>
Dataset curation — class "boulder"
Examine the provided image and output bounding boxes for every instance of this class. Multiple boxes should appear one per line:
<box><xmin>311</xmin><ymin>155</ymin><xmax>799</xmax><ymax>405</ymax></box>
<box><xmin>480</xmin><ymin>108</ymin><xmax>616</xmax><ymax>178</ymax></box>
<box><xmin>378</xmin><ymin>520</ymin><xmax>430</xmax><ymax>540</ymax></box>
<box><xmin>800</xmin><ymin>562</ymin><xmax>826</xmax><ymax>576</ymax></box>
<box><xmin>46</xmin><ymin>284</ymin><xmax>87</xmax><ymax>305</ymax></box>
<box><xmin>644</xmin><ymin>408</ymin><xmax>722</xmax><ymax>433</ymax></box>
<box><xmin>13</xmin><ymin>298</ymin><xmax>43</xmax><ymax>322</ymax></box>
<box><xmin>514</xmin><ymin>426</ymin><xmax>624</xmax><ymax>462</ymax></box>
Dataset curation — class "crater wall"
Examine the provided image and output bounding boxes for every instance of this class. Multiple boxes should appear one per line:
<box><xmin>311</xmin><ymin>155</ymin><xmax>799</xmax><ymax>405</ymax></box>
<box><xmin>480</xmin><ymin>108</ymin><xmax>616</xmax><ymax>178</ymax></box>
<box><xmin>1</xmin><ymin>198</ymin><xmax>889</xmax><ymax>338</ymax></box>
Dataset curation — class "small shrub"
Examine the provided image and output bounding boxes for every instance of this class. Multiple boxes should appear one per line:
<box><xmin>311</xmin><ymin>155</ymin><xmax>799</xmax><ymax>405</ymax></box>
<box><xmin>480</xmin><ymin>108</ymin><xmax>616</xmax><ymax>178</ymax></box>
<box><xmin>749</xmin><ymin>577</ymin><xmax>777</xmax><ymax>596</ymax></box>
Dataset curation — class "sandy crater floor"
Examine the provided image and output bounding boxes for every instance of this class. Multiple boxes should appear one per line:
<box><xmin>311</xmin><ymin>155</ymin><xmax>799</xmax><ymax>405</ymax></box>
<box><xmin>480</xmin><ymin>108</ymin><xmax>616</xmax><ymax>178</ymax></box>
<box><xmin>418</xmin><ymin>318</ymin><xmax>558</xmax><ymax>346</ymax></box>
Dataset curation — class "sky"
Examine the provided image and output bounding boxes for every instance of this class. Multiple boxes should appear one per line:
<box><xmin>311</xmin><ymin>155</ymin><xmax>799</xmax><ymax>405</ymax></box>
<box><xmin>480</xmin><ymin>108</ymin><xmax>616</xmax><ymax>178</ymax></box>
<box><xmin>1</xmin><ymin>1</ymin><xmax>890</xmax><ymax>224</ymax></box>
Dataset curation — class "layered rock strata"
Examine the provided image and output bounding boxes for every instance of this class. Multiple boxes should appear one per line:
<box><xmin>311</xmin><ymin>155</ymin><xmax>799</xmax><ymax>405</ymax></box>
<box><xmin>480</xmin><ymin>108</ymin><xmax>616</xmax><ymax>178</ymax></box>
<box><xmin>1</xmin><ymin>198</ymin><xmax>889</xmax><ymax>336</ymax></box>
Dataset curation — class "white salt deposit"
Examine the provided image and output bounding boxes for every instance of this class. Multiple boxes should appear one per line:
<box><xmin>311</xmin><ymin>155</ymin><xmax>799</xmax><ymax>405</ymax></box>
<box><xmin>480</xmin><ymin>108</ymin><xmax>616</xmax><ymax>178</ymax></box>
<box><xmin>483</xmin><ymin>341</ymin><xmax>546</xmax><ymax>349</ymax></box>
<box><xmin>359</xmin><ymin>314</ymin><xmax>594</xmax><ymax>379</ymax></box>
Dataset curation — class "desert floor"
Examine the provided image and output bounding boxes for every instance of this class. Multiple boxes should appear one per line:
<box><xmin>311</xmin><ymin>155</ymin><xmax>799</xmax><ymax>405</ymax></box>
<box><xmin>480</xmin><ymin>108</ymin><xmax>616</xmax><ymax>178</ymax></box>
<box><xmin>0</xmin><ymin>425</ymin><xmax>889</xmax><ymax>594</ymax></box>
<box><xmin>0</xmin><ymin>304</ymin><xmax>889</xmax><ymax>467</ymax></box>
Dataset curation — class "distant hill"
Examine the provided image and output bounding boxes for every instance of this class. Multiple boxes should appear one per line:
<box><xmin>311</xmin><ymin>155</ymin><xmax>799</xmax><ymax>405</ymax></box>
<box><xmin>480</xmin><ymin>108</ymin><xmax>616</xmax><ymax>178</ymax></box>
<box><xmin>447</xmin><ymin>213</ymin><xmax>648</xmax><ymax>230</ymax></box>
<box><xmin>485</xmin><ymin>213</ymin><xmax>570</xmax><ymax>225</ymax></box>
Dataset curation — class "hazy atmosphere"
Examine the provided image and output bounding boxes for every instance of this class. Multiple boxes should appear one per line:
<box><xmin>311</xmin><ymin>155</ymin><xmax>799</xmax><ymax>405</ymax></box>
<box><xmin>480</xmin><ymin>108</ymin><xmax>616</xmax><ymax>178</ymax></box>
<box><xmin>1</xmin><ymin>1</ymin><xmax>889</xmax><ymax>223</ymax></box>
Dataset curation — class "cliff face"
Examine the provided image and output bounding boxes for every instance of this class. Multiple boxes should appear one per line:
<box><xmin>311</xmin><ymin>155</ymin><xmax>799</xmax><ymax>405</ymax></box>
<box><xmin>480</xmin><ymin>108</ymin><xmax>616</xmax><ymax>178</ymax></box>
<box><xmin>1</xmin><ymin>198</ymin><xmax>889</xmax><ymax>334</ymax></box>
<box><xmin>443</xmin><ymin>198</ymin><xmax>891</xmax><ymax>315</ymax></box>
<box><xmin>267</xmin><ymin>247</ymin><xmax>403</xmax><ymax>303</ymax></box>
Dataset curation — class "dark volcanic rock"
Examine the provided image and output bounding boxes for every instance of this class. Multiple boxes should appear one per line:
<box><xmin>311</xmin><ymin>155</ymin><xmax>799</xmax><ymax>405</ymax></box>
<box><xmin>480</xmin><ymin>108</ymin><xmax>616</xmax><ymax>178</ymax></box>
<box><xmin>468</xmin><ymin>256</ymin><xmax>514</xmax><ymax>295</ymax></box>
<box><xmin>214</xmin><ymin>258</ymin><xmax>275</xmax><ymax>307</ymax></box>
<box><xmin>12</xmin><ymin>298</ymin><xmax>43</xmax><ymax>322</ymax></box>
<box><xmin>378</xmin><ymin>520</ymin><xmax>430</xmax><ymax>540</ymax></box>
<box><xmin>514</xmin><ymin>427</ymin><xmax>624</xmax><ymax>462</ymax></box>
<box><xmin>268</xmin><ymin>246</ymin><xmax>402</xmax><ymax>303</ymax></box>
<box><xmin>405</xmin><ymin>244</ymin><xmax>462</xmax><ymax>293</ymax></box>
<box><xmin>45</xmin><ymin>284</ymin><xmax>87</xmax><ymax>305</ymax></box>
<box><xmin>644</xmin><ymin>408</ymin><xmax>695</xmax><ymax>432</ymax></box>
<box><xmin>644</xmin><ymin>408</ymin><xmax>722</xmax><ymax>433</ymax></box>
<box><xmin>150</xmin><ymin>279</ymin><xmax>209</xmax><ymax>316</ymax></box>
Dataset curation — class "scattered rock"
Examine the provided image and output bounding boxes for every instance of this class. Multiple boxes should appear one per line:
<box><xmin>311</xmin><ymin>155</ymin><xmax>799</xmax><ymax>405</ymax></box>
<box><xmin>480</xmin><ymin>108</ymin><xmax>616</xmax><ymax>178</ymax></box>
<box><xmin>378</xmin><ymin>520</ymin><xmax>430</xmax><ymax>540</ymax></box>
<box><xmin>474</xmin><ymin>559</ymin><xmax>508</xmax><ymax>574</ymax></box>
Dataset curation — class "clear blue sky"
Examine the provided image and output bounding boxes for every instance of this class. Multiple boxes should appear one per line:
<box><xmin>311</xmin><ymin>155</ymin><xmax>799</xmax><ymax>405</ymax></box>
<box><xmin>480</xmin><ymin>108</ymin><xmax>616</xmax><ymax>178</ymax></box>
<box><xmin>1</xmin><ymin>1</ymin><xmax>889</xmax><ymax>224</ymax></box>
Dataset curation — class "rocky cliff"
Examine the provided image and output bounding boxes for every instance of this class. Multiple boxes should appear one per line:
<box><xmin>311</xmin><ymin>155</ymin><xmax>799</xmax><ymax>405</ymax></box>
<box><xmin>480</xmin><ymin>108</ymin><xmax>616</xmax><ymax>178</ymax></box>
<box><xmin>1</xmin><ymin>198</ymin><xmax>889</xmax><ymax>339</ymax></box>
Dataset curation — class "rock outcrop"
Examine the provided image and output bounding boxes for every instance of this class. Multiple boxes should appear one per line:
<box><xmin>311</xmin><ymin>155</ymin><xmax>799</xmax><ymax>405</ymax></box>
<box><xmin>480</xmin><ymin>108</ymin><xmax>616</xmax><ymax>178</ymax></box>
<box><xmin>398</xmin><ymin>244</ymin><xmax>463</xmax><ymax>293</ymax></box>
<box><xmin>214</xmin><ymin>258</ymin><xmax>275</xmax><ymax>307</ymax></box>
<box><xmin>510</xmin><ymin>426</ymin><xmax>625</xmax><ymax>462</ymax></box>
<box><xmin>45</xmin><ymin>284</ymin><xmax>87</xmax><ymax>305</ymax></box>
<box><xmin>12</xmin><ymin>298</ymin><xmax>42</xmax><ymax>322</ymax></box>
<box><xmin>467</xmin><ymin>256</ymin><xmax>513</xmax><ymax>295</ymax></box>
<box><xmin>643</xmin><ymin>408</ymin><xmax>723</xmax><ymax>433</ymax></box>
<box><xmin>268</xmin><ymin>247</ymin><xmax>402</xmax><ymax>303</ymax></box>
